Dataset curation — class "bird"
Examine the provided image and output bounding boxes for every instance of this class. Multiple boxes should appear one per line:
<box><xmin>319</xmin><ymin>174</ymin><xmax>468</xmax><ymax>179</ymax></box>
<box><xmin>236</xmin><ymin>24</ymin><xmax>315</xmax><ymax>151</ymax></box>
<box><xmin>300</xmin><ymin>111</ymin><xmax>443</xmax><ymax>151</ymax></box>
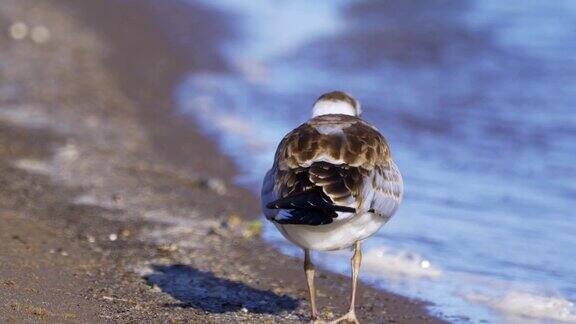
<box><xmin>261</xmin><ymin>91</ymin><xmax>403</xmax><ymax>323</ymax></box>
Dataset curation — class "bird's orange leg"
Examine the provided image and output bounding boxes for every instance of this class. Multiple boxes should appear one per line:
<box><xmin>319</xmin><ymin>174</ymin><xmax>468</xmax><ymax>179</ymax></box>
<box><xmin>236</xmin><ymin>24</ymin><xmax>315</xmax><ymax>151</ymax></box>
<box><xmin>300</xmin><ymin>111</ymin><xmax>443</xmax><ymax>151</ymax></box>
<box><xmin>304</xmin><ymin>249</ymin><xmax>320</xmax><ymax>322</ymax></box>
<box><xmin>331</xmin><ymin>241</ymin><xmax>361</xmax><ymax>324</ymax></box>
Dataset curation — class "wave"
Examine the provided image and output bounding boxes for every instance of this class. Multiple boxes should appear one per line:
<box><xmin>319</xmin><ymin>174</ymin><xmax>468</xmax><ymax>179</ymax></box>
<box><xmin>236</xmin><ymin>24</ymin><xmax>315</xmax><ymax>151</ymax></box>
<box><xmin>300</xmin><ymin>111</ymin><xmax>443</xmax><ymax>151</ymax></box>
<box><xmin>362</xmin><ymin>246</ymin><xmax>442</xmax><ymax>279</ymax></box>
<box><xmin>465</xmin><ymin>291</ymin><xmax>576</xmax><ymax>323</ymax></box>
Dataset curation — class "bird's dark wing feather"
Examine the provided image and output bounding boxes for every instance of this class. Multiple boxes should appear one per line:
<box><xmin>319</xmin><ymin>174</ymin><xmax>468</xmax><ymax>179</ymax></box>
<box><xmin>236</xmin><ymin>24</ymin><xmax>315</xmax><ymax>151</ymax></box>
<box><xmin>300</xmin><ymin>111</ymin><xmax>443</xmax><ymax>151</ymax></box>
<box><xmin>266</xmin><ymin>163</ymin><xmax>358</xmax><ymax>225</ymax></box>
<box><xmin>266</xmin><ymin>187</ymin><xmax>355</xmax><ymax>213</ymax></box>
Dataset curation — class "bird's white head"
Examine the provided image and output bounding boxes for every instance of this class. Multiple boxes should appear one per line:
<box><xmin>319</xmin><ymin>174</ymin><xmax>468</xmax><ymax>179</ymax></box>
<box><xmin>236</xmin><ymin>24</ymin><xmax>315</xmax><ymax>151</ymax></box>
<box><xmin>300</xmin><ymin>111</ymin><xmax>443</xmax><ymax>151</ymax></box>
<box><xmin>312</xmin><ymin>91</ymin><xmax>361</xmax><ymax>117</ymax></box>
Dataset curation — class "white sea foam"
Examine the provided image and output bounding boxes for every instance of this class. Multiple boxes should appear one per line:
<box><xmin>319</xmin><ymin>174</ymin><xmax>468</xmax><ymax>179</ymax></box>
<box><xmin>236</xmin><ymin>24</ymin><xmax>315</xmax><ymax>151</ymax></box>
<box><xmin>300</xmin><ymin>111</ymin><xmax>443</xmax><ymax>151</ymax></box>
<box><xmin>72</xmin><ymin>193</ymin><xmax>124</xmax><ymax>210</ymax></box>
<box><xmin>362</xmin><ymin>246</ymin><xmax>442</xmax><ymax>279</ymax></box>
<box><xmin>13</xmin><ymin>143</ymin><xmax>81</xmax><ymax>181</ymax></box>
<box><xmin>0</xmin><ymin>104</ymin><xmax>51</xmax><ymax>129</ymax></box>
<box><xmin>186</xmin><ymin>86</ymin><xmax>274</xmax><ymax>153</ymax></box>
<box><xmin>465</xmin><ymin>291</ymin><xmax>576</xmax><ymax>323</ymax></box>
<box><xmin>235</xmin><ymin>58</ymin><xmax>269</xmax><ymax>84</ymax></box>
<box><xmin>12</xmin><ymin>159</ymin><xmax>52</xmax><ymax>175</ymax></box>
<box><xmin>196</xmin><ymin>0</ymin><xmax>344</xmax><ymax>61</ymax></box>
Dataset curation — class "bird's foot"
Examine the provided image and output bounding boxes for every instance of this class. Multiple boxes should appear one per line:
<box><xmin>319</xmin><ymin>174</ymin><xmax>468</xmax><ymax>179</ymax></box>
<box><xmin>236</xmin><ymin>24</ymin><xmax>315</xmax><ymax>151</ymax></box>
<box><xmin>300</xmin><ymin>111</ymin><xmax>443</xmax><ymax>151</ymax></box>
<box><xmin>329</xmin><ymin>310</ymin><xmax>359</xmax><ymax>324</ymax></box>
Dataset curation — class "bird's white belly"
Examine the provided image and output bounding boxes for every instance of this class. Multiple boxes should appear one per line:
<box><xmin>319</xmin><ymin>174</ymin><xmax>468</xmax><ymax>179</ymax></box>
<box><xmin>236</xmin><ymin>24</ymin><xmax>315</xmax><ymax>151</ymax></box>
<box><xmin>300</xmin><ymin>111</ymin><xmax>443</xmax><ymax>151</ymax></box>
<box><xmin>275</xmin><ymin>213</ymin><xmax>389</xmax><ymax>251</ymax></box>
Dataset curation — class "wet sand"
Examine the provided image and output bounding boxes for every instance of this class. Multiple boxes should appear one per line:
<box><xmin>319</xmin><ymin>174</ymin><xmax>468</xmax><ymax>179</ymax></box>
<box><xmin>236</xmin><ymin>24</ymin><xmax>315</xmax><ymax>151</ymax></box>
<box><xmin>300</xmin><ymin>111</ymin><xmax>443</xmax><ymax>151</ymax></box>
<box><xmin>0</xmin><ymin>0</ymin><xmax>444</xmax><ymax>322</ymax></box>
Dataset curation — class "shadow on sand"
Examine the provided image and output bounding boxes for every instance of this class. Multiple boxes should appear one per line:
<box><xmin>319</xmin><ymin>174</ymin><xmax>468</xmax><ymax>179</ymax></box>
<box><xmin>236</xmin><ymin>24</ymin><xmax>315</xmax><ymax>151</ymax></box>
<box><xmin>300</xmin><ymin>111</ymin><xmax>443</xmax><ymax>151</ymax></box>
<box><xmin>144</xmin><ymin>264</ymin><xmax>299</xmax><ymax>314</ymax></box>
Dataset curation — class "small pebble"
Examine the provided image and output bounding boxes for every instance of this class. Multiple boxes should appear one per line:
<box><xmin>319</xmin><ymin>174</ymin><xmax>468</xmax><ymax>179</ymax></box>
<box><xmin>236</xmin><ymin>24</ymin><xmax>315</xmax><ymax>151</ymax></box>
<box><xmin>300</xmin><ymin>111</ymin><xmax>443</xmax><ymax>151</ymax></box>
<box><xmin>9</xmin><ymin>22</ymin><xmax>28</xmax><ymax>40</ymax></box>
<box><xmin>111</xmin><ymin>193</ymin><xmax>123</xmax><ymax>204</ymax></box>
<box><xmin>31</xmin><ymin>25</ymin><xmax>50</xmax><ymax>44</ymax></box>
<box><xmin>158</xmin><ymin>243</ymin><xmax>178</xmax><ymax>252</ymax></box>
<box><xmin>206</xmin><ymin>178</ymin><xmax>227</xmax><ymax>195</ymax></box>
<box><xmin>227</xmin><ymin>214</ymin><xmax>242</xmax><ymax>229</ymax></box>
<box><xmin>242</xmin><ymin>220</ymin><xmax>262</xmax><ymax>238</ymax></box>
<box><xmin>3</xmin><ymin>280</ymin><xmax>16</xmax><ymax>286</ymax></box>
<box><xmin>118</xmin><ymin>228</ymin><xmax>131</xmax><ymax>238</ymax></box>
<box><xmin>109</xmin><ymin>233</ymin><xmax>118</xmax><ymax>241</ymax></box>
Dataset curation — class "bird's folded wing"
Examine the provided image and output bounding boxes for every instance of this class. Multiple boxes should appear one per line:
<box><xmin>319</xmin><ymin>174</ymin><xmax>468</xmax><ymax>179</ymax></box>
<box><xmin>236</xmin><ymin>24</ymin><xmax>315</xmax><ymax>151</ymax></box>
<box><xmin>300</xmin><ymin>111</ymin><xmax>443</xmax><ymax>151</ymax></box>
<box><xmin>367</xmin><ymin>159</ymin><xmax>403</xmax><ymax>219</ymax></box>
<box><xmin>261</xmin><ymin>168</ymin><xmax>279</xmax><ymax>220</ymax></box>
<box><xmin>262</xmin><ymin>114</ymin><xmax>402</xmax><ymax>224</ymax></box>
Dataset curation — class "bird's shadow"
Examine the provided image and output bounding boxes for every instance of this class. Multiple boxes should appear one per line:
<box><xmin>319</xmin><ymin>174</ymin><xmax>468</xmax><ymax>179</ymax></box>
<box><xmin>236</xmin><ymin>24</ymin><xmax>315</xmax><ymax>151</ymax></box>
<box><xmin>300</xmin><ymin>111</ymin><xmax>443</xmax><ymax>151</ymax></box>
<box><xmin>143</xmin><ymin>264</ymin><xmax>299</xmax><ymax>314</ymax></box>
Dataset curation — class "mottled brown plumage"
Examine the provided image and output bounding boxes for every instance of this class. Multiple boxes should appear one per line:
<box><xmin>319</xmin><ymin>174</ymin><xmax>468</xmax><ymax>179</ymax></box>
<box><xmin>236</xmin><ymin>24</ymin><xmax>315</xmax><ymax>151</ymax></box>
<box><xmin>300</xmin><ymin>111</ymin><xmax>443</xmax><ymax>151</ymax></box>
<box><xmin>272</xmin><ymin>114</ymin><xmax>391</xmax><ymax>210</ymax></box>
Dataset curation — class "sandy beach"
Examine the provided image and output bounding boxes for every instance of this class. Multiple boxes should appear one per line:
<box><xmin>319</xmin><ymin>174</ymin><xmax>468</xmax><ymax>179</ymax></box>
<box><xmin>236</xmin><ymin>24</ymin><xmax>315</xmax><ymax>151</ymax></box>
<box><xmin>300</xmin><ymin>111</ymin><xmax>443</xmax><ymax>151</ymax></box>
<box><xmin>0</xmin><ymin>0</ymin><xmax>443</xmax><ymax>322</ymax></box>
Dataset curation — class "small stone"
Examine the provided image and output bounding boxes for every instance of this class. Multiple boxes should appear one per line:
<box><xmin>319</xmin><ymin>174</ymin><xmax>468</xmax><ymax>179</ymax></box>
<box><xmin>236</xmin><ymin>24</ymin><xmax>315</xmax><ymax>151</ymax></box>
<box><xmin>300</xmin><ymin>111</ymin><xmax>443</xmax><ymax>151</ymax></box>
<box><xmin>108</xmin><ymin>233</ymin><xmax>118</xmax><ymax>241</ymax></box>
<box><xmin>158</xmin><ymin>243</ymin><xmax>178</xmax><ymax>252</ymax></box>
<box><xmin>206</xmin><ymin>178</ymin><xmax>227</xmax><ymax>195</ymax></box>
<box><xmin>3</xmin><ymin>280</ymin><xmax>16</xmax><ymax>286</ymax></box>
<box><xmin>9</xmin><ymin>22</ymin><xmax>28</xmax><ymax>40</ymax></box>
<box><xmin>242</xmin><ymin>220</ymin><xmax>262</xmax><ymax>238</ymax></box>
<box><xmin>227</xmin><ymin>214</ymin><xmax>242</xmax><ymax>229</ymax></box>
<box><xmin>31</xmin><ymin>25</ymin><xmax>50</xmax><ymax>44</ymax></box>
<box><xmin>118</xmin><ymin>228</ymin><xmax>131</xmax><ymax>238</ymax></box>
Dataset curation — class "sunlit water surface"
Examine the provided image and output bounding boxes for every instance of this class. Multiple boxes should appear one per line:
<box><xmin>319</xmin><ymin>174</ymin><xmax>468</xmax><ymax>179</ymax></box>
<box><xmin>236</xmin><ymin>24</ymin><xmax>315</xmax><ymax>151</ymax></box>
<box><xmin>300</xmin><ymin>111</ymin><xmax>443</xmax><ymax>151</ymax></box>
<box><xmin>176</xmin><ymin>0</ymin><xmax>576</xmax><ymax>322</ymax></box>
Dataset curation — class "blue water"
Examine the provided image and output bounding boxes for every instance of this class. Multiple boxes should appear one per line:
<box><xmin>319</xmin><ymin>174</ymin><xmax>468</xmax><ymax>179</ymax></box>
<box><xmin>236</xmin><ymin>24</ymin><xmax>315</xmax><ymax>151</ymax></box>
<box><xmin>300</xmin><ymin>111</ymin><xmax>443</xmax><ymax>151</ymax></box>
<box><xmin>176</xmin><ymin>0</ymin><xmax>576</xmax><ymax>322</ymax></box>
